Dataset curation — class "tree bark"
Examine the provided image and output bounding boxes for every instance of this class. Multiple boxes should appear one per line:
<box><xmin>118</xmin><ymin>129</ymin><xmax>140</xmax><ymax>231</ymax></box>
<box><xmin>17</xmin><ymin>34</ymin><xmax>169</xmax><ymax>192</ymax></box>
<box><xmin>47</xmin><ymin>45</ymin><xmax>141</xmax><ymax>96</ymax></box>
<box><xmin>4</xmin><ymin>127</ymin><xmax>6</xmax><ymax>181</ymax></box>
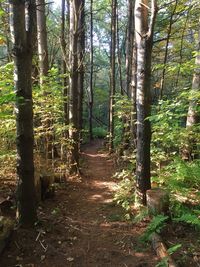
<box><xmin>36</xmin><ymin>0</ymin><xmax>49</xmax><ymax>85</ymax></box>
<box><xmin>36</xmin><ymin>0</ymin><xmax>54</xmax><ymax>160</ymax></box>
<box><xmin>130</xmin><ymin>40</ymin><xmax>137</xmax><ymax>148</ymax></box>
<box><xmin>69</xmin><ymin>0</ymin><xmax>82</xmax><ymax>173</ymax></box>
<box><xmin>116</xmin><ymin>3</ymin><xmax>124</xmax><ymax>95</ymax></box>
<box><xmin>77</xmin><ymin>0</ymin><xmax>85</xmax><ymax>141</ymax></box>
<box><xmin>9</xmin><ymin>0</ymin><xmax>37</xmax><ymax>226</ymax></box>
<box><xmin>125</xmin><ymin>0</ymin><xmax>135</xmax><ymax>97</ymax></box>
<box><xmin>109</xmin><ymin>0</ymin><xmax>117</xmax><ymax>152</ymax></box>
<box><xmin>186</xmin><ymin>23</ymin><xmax>200</xmax><ymax>126</ymax></box>
<box><xmin>135</xmin><ymin>0</ymin><xmax>158</xmax><ymax>205</ymax></box>
<box><xmin>185</xmin><ymin>21</ymin><xmax>200</xmax><ymax>159</ymax></box>
<box><xmin>88</xmin><ymin>0</ymin><xmax>93</xmax><ymax>141</ymax></box>
<box><xmin>61</xmin><ymin>0</ymin><xmax>69</xmax><ymax>126</ymax></box>
<box><xmin>160</xmin><ymin>0</ymin><xmax>178</xmax><ymax>99</ymax></box>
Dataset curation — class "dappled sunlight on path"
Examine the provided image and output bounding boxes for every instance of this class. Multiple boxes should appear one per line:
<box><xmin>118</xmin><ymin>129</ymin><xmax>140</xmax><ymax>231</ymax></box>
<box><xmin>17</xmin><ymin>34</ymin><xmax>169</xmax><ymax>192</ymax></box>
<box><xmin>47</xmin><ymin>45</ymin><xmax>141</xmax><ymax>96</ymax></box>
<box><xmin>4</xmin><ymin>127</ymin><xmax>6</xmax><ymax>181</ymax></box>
<box><xmin>0</xmin><ymin>139</ymin><xmax>158</xmax><ymax>267</ymax></box>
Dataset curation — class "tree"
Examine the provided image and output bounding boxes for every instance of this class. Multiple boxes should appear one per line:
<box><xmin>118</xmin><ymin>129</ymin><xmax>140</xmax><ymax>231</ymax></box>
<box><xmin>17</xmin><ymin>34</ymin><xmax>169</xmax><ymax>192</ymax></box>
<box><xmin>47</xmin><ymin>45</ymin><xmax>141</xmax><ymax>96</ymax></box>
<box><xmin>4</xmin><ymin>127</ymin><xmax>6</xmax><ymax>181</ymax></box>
<box><xmin>88</xmin><ymin>0</ymin><xmax>94</xmax><ymax>141</ymax></box>
<box><xmin>61</xmin><ymin>0</ymin><xmax>69</xmax><ymax>125</ymax></box>
<box><xmin>134</xmin><ymin>0</ymin><xmax>158</xmax><ymax>205</ymax></box>
<box><xmin>109</xmin><ymin>0</ymin><xmax>117</xmax><ymax>152</ymax></box>
<box><xmin>185</xmin><ymin>21</ymin><xmax>200</xmax><ymax>159</ymax></box>
<box><xmin>125</xmin><ymin>0</ymin><xmax>135</xmax><ymax>97</ymax></box>
<box><xmin>159</xmin><ymin>0</ymin><xmax>178</xmax><ymax>99</ymax></box>
<box><xmin>68</xmin><ymin>0</ymin><xmax>83</xmax><ymax>173</ymax></box>
<box><xmin>36</xmin><ymin>0</ymin><xmax>49</xmax><ymax>85</ymax></box>
<box><xmin>77</xmin><ymin>0</ymin><xmax>85</xmax><ymax>141</ymax></box>
<box><xmin>9</xmin><ymin>0</ymin><xmax>37</xmax><ymax>226</ymax></box>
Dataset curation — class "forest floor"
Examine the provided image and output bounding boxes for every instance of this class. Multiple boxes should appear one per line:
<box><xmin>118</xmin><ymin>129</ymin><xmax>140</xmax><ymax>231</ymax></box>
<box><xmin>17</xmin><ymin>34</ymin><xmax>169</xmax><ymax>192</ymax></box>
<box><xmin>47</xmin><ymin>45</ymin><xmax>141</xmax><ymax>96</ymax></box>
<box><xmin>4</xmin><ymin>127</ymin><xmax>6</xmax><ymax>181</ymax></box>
<box><xmin>0</xmin><ymin>139</ymin><xmax>159</xmax><ymax>267</ymax></box>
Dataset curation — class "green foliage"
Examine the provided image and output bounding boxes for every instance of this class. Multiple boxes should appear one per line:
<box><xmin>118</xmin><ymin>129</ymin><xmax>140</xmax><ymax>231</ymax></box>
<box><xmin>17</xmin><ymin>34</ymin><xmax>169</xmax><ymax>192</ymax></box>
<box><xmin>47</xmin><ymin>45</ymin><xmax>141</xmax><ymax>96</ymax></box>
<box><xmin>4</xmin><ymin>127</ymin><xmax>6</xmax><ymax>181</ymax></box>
<box><xmin>167</xmin><ymin>243</ymin><xmax>182</xmax><ymax>255</ymax></box>
<box><xmin>155</xmin><ymin>258</ymin><xmax>168</xmax><ymax>267</ymax></box>
<box><xmin>113</xmin><ymin>94</ymin><xmax>133</xmax><ymax>148</ymax></box>
<box><xmin>140</xmin><ymin>215</ymin><xmax>169</xmax><ymax>242</ymax></box>
<box><xmin>113</xmin><ymin>169</ymin><xmax>135</xmax><ymax>211</ymax></box>
<box><xmin>92</xmin><ymin>127</ymin><xmax>107</xmax><ymax>138</ymax></box>
<box><xmin>173</xmin><ymin>213</ymin><xmax>200</xmax><ymax>229</ymax></box>
<box><xmin>154</xmin><ymin>158</ymin><xmax>200</xmax><ymax>192</ymax></box>
<box><xmin>133</xmin><ymin>207</ymin><xmax>149</xmax><ymax>223</ymax></box>
<box><xmin>0</xmin><ymin>63</ymin><xmax>15</xmax><ymax>152</ymax></box>
<box><xmin>155</xmin><ymin>244</ymin><xmax>182</xmax><ymax>267</ymax></box>
<box><xmin>170</xmin><ymin>200</ymin><xmax>200</xmax><ymax>230</ymax></box>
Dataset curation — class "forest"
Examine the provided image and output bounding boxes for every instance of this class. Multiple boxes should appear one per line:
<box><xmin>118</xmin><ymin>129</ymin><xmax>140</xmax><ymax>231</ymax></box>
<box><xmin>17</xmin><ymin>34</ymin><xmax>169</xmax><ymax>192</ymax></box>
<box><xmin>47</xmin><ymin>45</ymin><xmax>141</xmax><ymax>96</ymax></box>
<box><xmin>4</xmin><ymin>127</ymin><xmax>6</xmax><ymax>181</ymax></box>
<box><xmin>0</xmin><ymin>0</ymin><xmax>200</xmax><ymax>266</ymax></box>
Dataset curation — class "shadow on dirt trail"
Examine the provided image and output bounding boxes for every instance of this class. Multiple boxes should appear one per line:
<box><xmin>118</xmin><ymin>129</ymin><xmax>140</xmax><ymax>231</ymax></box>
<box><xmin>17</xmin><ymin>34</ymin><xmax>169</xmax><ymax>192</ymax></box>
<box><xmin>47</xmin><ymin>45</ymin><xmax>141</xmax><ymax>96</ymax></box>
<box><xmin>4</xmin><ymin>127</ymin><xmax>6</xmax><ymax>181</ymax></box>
<box><xmin>0</xmin><ymin>139</ymin><xmax>158</xmax><ymax>267</ymax></box>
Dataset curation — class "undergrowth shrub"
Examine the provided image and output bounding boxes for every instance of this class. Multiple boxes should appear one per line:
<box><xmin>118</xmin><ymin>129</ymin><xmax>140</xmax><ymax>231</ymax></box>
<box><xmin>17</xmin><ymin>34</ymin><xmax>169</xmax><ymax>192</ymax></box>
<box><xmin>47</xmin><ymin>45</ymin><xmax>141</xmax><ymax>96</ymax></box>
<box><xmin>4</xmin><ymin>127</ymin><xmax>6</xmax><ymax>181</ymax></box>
<box><xmin>140</xmin><ymin>214</ymin><xmax>169</xmax><ymax>242</ymax></box>
<box><xmin>92</xmin><ymin>127</ymin><xmax>107</xmax><ymax>138</ymax></box>
<box><xmin>113</xmin><ymin>169</ymin><xmax>135</xmax><ymax>211</ymax></box>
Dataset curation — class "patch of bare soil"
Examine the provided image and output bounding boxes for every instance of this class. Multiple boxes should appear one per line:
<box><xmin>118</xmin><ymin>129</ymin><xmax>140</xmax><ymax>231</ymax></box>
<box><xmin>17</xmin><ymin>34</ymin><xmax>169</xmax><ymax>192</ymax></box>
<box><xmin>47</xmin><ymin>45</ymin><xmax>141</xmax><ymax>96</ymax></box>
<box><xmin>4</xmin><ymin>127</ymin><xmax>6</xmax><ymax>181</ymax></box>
<box><xmin>0</xmin><ymin>139</ymin><xmax>159</xmax><ymax>267</ymax></box>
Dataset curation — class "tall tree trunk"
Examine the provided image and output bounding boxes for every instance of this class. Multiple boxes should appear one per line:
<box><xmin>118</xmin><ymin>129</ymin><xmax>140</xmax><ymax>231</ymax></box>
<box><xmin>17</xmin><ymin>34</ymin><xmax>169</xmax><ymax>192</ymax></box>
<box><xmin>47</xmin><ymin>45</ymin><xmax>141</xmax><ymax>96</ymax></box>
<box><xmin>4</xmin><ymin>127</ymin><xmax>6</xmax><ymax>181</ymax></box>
<box><xmin>135</xmin><ymin>0</ymin><xmax>158</xmax><ymax>205</ymax></box>
<box><xmin>9</xmin><ymin>0</ymin><xmax>37</xmax><ymax>226</ymax></box>
<box><xmin>69</xmin><ymin>0</ymin><xmax>81</xmax><ymax>173</ymax></box>
<box><xmin>185</xmin><ymin>22</ymin><xmax>200</xmax><ymax>159</ymax></box>
<box><xmin>109</xmin><ymin>0</ymin><xmax>117</xmax><ymax>152</ymax></box>
<box><xmin>116</xmin><ymin>3</ymin><xmax>123</xmax><ymax>95</ymax></box>
<box><xmin>61</xmin><ymin>0</ymin><xmax>69</xmax><ymax>126</ymax></box>
<box><xmin>130</xmin><ymin>38</ymin><xmax>137</xmax><ymax>148</ymax></box>
<box><xmin>77</xmin><ymin>0</ymin><xmax>85</xmax><ymax>141</ymax></box>
<box><xmin>125</xmin><ymin>0</ymin><xmax>135</xmax><ymax>97</ymax></box>
<box><xmin>36</xmin><ymin>0</ymin><xmax>53</xmax><ymax>160</ymax></box>
<box><xmin>120</xmin><ymin>0</ymin><xmax>136</xmax><ymax>153</ymax></box>
<box><xmin>160</xmin><ymin>0</ymin><xmax>178</xmax><ymax>99</ymax></box>
<box><xmin>36</xmin><ymin>0</ymin><xmax>49</xmax><ymax>85</ymax></box>
<box><xmin>175</xmin><ymin>7</ymin><xmax>190</xmax><ymax>88</ymax></box>
<box><xmin>88</xmin><ymin>0</ymin><xmax>93</xmax><ymax>141</ymax></box>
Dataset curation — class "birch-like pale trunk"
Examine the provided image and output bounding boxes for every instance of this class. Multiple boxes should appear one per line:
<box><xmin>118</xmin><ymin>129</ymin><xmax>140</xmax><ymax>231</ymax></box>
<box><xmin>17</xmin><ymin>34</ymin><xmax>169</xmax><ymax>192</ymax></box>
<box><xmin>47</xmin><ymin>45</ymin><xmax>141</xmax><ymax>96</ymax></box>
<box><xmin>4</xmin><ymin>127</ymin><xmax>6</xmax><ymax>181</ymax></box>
<box><xmin>135</xmin><ymin>0</ymin><xmax>157</xmax><ymax>205</ymax></box>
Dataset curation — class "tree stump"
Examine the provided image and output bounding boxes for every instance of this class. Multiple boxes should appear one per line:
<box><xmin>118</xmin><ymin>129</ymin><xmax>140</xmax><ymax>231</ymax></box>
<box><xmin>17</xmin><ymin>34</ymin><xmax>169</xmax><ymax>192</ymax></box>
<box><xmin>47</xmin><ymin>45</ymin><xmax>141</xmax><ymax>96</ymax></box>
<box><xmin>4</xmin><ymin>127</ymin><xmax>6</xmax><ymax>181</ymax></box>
<box><xmin>0</xmin><ymin>216</ymin><xmax>14</xmax><ymax>254</ymax></box>
<box><xmin>146</xmin><ymin>188</ymin><xmax>169</xmax><ymax>216</ymax></box>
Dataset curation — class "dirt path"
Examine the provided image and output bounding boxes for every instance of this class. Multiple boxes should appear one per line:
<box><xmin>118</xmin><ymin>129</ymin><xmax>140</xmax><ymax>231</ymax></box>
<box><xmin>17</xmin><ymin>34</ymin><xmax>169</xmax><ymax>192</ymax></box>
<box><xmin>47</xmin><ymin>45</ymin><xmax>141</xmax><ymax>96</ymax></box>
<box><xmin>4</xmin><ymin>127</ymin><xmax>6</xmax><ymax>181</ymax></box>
<box><xmin>0</xmin><ymin>140</ymin><xmax>158</xmax><ymax>267</ymax></box>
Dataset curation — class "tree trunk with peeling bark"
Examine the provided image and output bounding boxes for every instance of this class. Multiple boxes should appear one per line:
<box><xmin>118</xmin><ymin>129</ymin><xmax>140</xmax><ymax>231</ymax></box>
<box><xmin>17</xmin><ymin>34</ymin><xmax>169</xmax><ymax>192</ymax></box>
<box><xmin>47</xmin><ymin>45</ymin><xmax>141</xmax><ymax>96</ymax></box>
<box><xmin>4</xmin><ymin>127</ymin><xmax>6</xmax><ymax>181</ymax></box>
<box><xmin>135</xmin><ymin>0</ymin><xmax>158</xmax><ymax>205</ymax></box>
<box><xmin>9</xmin><ymin>0</ymin><xmax>37</xmax><ymax>226</ymax></box>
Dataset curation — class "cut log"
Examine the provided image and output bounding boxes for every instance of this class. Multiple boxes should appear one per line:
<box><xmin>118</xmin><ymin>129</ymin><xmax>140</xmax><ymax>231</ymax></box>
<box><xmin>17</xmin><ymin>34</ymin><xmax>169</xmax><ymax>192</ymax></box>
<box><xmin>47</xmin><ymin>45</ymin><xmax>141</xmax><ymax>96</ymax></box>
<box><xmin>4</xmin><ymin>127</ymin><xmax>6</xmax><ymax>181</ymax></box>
<box><xmin>151</xmin><ymin>232</ymin><xmax>177</xmax><ymax>267</ymax></box>
<box><xmin>0</xmin><ymin>216</ymin><xmax>14</xmax><ymax>254</ymax></box>
<box><xmin>146</xmin><ymin>188</ymin><xmax>169</xmax><ymax>216</ymax></box>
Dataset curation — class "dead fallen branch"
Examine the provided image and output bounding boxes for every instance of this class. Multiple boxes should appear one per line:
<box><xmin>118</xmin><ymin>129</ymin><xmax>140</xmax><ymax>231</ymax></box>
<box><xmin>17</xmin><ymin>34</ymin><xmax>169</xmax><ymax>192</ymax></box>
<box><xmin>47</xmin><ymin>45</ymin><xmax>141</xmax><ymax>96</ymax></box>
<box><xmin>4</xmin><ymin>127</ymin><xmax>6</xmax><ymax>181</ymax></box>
<box><xmin>151</xmin><ymin>232</ymin><xmax>177</xmax><ymax>267</ymax></box>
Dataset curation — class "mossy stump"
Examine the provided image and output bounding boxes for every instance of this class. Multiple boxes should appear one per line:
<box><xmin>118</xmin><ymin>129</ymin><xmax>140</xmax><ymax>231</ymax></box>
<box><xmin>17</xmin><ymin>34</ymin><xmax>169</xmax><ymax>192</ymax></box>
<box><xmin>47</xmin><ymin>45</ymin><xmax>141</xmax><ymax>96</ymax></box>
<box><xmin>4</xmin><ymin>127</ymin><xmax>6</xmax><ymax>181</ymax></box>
<box><xmin>146</xmin><ymin>188</ymin><xmax>169</xmax><ymax>216</ymax></box>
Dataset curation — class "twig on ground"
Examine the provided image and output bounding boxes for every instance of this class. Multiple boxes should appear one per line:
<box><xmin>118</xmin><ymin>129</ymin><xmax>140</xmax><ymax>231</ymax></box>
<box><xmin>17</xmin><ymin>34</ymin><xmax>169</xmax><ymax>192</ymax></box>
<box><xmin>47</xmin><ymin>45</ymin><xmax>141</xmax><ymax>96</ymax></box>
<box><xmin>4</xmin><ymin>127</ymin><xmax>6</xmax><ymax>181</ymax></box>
<box><xmin>39</xmin><ymin>240</ymin><xmax>48</xmax><ymax>252</ymax></box>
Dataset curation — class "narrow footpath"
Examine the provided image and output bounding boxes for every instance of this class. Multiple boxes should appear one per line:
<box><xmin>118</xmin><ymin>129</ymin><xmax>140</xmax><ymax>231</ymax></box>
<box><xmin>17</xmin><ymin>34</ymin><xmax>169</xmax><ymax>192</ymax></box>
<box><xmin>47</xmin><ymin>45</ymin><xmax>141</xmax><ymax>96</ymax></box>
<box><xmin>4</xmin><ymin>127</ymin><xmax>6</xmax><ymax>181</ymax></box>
<box><xmin>0</xmin><ymin>140</ymin><xmax>158</xmax><ymax>267</ymax></box>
